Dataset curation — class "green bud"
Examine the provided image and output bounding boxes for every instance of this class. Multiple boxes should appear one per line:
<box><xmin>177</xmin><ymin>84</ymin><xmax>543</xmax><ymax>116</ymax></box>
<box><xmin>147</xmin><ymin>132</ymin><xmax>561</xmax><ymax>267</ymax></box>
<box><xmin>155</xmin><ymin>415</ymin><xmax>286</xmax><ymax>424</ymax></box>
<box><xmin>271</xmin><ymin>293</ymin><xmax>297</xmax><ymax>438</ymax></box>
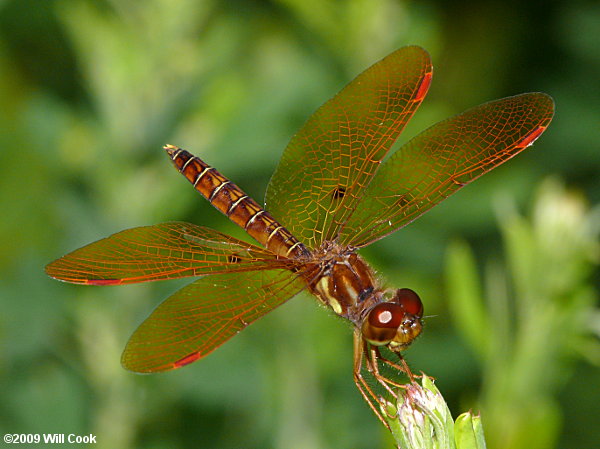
<box><xmin>385</xmin><ymin>375</ymin><xmax>456</xmax><ymax>449</ymax></box>
<box><xmin>455</xmin><ymin>412</ymin><xmax>487</xmax><ymax>449</ymax></box>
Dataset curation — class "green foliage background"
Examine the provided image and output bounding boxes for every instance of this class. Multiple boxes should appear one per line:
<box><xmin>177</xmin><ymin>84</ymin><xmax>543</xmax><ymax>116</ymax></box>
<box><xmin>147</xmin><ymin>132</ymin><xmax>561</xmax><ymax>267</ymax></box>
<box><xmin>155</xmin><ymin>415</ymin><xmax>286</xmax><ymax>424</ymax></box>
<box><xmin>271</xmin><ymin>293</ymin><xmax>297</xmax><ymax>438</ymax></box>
<box><xmin>1</xmin><ymin>1</ymin><xmax>598</xmax><ymax>448</ymax></box>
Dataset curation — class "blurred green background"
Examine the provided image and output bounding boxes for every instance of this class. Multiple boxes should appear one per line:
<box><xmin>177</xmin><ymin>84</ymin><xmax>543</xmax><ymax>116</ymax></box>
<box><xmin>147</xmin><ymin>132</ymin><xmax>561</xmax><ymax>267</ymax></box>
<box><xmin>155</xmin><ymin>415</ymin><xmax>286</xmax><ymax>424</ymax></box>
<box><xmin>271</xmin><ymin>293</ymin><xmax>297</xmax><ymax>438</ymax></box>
<box><xmin>1</xmin><ymin>0</ymin><xmax>599</xmax><ymax>448</ymax></box>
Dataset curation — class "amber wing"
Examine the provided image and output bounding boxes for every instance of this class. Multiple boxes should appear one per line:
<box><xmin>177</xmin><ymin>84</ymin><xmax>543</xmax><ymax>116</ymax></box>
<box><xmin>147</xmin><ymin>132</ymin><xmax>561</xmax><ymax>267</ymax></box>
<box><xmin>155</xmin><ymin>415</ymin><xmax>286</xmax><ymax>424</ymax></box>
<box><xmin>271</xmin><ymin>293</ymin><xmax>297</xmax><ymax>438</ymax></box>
<box><xmin>121</xmin><ymin>268</ymin><xmax>310</xmax><ymax>372</ymax></box>
<box><xmin>265</xmin><ymin>46</ymin><xmax>432</xmax><ymax>250</ymax></box>
<box><xmin>341</xmin><ymin>93</ymin><xmax>555</xmax><ymax>248</ymax></box>
<box><xmin>45</xmin><ymin>222</ymin><xmax>287</xmax><ymax>285</ymax></box>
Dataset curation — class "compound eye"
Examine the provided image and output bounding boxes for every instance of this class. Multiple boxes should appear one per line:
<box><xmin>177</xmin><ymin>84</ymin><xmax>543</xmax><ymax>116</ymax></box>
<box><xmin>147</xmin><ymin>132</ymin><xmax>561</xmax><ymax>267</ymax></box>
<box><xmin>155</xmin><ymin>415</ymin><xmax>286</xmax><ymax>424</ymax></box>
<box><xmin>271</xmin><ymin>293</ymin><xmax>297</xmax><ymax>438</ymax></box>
<box><xmin>361</xmin><ymin>302</ymin><xmax>404</xmax><ymax>346</ymax></box>
<box><xmin>394</xmin><ymin>288</ymin><xmax>423</xmax><ymax>317</ymax></box>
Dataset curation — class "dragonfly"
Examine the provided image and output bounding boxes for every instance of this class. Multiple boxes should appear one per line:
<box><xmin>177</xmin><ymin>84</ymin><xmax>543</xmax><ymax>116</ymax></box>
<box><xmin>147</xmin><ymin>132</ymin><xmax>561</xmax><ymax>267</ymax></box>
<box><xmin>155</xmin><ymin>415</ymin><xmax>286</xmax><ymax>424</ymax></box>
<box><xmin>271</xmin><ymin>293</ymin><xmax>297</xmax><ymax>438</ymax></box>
<box><xmin>46</xmin><ymin>46</ymin><xmax>554</xmax><ymax>427</ymax></box>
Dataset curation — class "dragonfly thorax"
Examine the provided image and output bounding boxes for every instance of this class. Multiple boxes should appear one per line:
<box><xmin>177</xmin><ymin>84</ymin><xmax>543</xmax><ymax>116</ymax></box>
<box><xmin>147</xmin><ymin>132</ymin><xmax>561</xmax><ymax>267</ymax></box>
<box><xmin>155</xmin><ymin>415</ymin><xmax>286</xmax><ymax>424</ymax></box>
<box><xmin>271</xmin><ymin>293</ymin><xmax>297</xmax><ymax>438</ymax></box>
<box><xmin>308</xmin><ymin>249</ymin><xmax>424</xmax><ymax>351</ymax></box>
<box><xmin>309</xmin><ymin>250</ymin><xmax>381</xmax><ymax>322</ymax></box>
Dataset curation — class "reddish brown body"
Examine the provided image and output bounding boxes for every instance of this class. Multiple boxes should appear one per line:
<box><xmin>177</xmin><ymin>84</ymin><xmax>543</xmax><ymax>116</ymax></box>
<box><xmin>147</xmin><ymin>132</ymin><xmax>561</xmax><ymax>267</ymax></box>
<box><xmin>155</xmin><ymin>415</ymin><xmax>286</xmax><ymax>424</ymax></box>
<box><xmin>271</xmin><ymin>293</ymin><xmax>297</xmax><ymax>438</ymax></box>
<box><xmin>164</xmin><ymin>144</ymin><xmax>426</xmax><ymax>426</ymax></box>
<box><xmin>166</xmin><ymin>145</ymin><xmax>308</xmax><ymax>260</ymax></box>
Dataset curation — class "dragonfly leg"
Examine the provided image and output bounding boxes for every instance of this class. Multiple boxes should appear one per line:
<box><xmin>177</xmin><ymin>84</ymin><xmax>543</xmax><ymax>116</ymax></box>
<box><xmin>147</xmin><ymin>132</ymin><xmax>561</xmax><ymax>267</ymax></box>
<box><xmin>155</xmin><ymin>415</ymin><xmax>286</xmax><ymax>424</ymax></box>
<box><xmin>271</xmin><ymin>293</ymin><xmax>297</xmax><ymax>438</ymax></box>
<box><xmin>371</xmin><ymin>348</ymin><xmax>422</xmax><ymax>385</ymax></box>
<box><xmin>366</xmin><ymin>345</ymin><xmax>406</xmax><ymax>394</ymax></box>
<box><xmin>353</xmin><ymin>329</ymin><xmax>392</xmax><ymax>429</ymax></box>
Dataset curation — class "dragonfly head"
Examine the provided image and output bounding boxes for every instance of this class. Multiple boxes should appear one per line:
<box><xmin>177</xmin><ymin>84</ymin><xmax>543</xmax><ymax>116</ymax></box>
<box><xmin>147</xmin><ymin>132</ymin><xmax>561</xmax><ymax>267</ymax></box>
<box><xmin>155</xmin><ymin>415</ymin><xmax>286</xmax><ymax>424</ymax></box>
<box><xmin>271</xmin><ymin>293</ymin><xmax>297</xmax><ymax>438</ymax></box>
<box><xmin>361</xmin><ymin>288</ymin><xmax>423</xmax><ymax>351</ymax></box>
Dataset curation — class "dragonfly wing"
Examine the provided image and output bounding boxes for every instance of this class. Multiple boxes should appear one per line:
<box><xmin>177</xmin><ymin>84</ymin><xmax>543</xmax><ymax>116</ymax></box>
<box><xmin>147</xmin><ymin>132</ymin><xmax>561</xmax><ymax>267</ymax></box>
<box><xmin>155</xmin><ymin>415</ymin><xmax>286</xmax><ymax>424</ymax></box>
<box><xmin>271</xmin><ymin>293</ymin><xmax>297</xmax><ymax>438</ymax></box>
<box><xmin>45</xmin><ymin>222</ymin><xmax>283</xmax><ymax>285</ymax></box>
<box><xmin>265</xmin><ymin>46</ymin><xmax>432</xmax><ymax>250</ymax></box>
<box><xmin>339</xmin><ymin>93</ymin><xmax>555</xmax><ymax>248</ymax></box>
<box><xmin>121</xmin><ymin>268</ymin><xmax>309</xmax><ymax>373</ymax></box>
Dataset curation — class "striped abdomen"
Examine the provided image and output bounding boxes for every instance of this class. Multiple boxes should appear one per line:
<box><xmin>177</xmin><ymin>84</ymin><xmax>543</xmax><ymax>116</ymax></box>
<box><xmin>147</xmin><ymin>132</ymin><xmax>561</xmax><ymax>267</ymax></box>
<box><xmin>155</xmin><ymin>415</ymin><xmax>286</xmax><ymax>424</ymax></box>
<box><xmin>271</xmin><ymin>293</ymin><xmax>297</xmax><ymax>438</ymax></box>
<box><xmin>165</xmin><ymin>145</ymin><xmax>309</xmax><ymax>259</ymax></box>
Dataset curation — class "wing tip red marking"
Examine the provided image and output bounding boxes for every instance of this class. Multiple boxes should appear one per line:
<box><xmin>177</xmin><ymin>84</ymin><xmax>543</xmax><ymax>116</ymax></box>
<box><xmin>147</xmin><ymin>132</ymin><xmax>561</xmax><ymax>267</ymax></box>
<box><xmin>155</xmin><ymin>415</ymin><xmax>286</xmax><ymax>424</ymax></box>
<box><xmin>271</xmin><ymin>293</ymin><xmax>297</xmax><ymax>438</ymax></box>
<box><xmin>173</xmin><ymin>352</ymin><xmax>203</xmax><ymax>368</ymax></box>
<box><xmin>515</xmin><ymin>125</ymin><xmax>547</xmax><ymax>149</ymax></box>
<box><xmin>414</xmin><ymin>71</ymin><xmax>433</xmax><ymax>103</ymax></box>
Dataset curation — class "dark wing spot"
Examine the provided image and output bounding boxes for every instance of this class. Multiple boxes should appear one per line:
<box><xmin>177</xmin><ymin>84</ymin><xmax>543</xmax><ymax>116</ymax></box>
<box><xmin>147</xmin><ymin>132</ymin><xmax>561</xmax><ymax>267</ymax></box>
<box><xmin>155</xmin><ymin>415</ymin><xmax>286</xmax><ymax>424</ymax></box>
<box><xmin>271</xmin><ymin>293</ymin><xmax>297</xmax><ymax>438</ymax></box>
<box><xmin>228</xmin><ymin>254</ymin><xmax>242</xmax><ymax>264</ymax></box>
<box><xmin>395</xmin><ymin>194</ymin><xmax>410</xmax><ymax>208</ymax></box>
<box><xmin>332</xmin><ymin>186</ymin><xmax>347</xmax><ymax>200</ymax></box>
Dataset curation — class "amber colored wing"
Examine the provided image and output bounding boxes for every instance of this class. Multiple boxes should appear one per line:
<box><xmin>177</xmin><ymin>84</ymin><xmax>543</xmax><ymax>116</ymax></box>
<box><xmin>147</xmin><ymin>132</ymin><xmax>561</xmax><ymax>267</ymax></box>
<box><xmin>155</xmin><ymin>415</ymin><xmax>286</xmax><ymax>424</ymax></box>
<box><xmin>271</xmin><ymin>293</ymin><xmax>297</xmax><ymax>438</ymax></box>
<box><xmin>121</xmin><ymin>268</ymin><xmax>311</xmax><ymax>372</ymax></box>
<box><xmin>45</xmin><ymin>222</ymin><xmax>287</xmax><ymax>285</ymax></box>
<box><xmin>340</xmin><ymin>93</ymin><xmax>555</xmax><ymax>248</ymax></box>
<box><xmin>265</xmin><ymin>46</ymin><xmax>432</xmax><ymax>250</ymax></box>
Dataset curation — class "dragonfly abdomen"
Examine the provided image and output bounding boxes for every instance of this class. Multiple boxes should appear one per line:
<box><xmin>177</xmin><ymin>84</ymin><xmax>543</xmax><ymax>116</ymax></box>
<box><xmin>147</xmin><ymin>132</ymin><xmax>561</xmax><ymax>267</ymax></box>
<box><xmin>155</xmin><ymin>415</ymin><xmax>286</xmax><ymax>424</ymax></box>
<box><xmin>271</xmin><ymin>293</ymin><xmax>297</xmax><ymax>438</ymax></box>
<box><xmin>165</xmin><ymin>145</ymin><xmax>308</xmax><ymax>259</ymax></box>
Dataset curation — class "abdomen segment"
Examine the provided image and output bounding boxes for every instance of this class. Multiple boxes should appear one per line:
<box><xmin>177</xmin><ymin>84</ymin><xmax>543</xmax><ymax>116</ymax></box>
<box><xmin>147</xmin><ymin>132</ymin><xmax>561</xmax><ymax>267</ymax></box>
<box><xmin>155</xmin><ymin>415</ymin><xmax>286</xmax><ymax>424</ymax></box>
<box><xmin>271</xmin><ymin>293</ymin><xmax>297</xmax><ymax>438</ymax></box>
<box><xmin>165</xmin><ymin>145</ymin><xmax>308</xmax><ymax>259</ymax></box>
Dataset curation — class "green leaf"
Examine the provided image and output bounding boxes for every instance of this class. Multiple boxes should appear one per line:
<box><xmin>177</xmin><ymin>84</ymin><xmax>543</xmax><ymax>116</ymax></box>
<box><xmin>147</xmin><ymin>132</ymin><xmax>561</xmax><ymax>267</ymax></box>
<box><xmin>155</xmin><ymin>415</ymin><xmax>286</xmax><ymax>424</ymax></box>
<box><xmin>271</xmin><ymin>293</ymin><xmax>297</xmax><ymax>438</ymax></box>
<box><xmin>445</xmin><ymin>240</ymin><xmax>491</xmax><ymax>359</ymax></box>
